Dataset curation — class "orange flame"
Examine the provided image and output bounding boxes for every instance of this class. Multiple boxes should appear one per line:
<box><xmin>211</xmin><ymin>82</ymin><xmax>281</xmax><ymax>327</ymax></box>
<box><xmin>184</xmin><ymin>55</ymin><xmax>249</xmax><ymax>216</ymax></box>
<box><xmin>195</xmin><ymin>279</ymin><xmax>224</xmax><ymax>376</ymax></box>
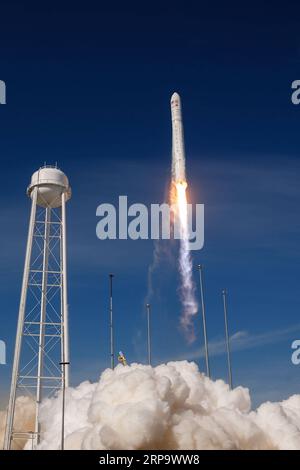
<box><xmin>170</xmin><ymin>179</ymin><xmax>198</xmax><ymax>342</ymax></box>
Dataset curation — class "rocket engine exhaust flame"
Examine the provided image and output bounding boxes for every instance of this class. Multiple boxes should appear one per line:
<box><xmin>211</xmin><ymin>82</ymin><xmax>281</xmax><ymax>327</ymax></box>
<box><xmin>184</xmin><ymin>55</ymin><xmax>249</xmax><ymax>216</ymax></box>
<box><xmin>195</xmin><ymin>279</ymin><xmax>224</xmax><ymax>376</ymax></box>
<box><xmin>172</xmin><ymin>180</ymin><xmax>198</xmax><ymax>341</ymax></box>
<box><xmin>170</xmin><ymin>93</ymin><xmax>198</xmax><ymax>341</ymax></box>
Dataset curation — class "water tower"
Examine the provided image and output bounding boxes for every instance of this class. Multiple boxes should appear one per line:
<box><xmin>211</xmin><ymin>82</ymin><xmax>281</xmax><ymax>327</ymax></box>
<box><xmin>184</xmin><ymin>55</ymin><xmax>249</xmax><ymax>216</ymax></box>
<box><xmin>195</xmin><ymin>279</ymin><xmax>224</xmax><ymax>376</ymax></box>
<box><xmin>4</xmin><ymin>165</ymin><xmax>71</xmax><ymax>450</ymax></box>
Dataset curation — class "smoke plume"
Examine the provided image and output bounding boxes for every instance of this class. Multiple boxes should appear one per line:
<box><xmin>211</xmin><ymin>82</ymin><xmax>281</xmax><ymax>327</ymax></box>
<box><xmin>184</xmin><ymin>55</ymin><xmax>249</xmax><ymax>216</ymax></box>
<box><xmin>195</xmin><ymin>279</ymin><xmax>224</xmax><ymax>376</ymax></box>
<box><xmin>1</xmin><ymin>361</ymin><xmax>300</xmax><ymax>450</ymax></box>
<box><xmin>173</xmin><ymin>182</ymin><xmax>198</xmax><ymax>341</ymax></box>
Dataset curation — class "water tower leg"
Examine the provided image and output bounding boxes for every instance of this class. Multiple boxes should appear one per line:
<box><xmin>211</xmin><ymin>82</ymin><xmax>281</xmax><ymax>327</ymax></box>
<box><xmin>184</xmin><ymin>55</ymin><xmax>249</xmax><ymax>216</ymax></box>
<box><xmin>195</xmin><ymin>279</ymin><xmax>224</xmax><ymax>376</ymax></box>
<box><xmin>34</xmin><ymin>207</ymin><xmax>51</xmax><ymax>446</ymax></box>
<box><xmin>3</xmin><ymin>188</ymin><xmax>38</xmax><ymax>450</ymax></box>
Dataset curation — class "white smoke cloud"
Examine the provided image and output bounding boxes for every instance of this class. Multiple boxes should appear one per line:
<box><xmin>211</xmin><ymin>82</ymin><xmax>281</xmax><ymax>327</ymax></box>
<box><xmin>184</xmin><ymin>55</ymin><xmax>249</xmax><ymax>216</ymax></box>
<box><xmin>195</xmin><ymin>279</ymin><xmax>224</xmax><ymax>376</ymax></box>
<box><xmin>1</xmin><ymin>361</ymin><xmax>300</xmax><ymax>450</ymax></box>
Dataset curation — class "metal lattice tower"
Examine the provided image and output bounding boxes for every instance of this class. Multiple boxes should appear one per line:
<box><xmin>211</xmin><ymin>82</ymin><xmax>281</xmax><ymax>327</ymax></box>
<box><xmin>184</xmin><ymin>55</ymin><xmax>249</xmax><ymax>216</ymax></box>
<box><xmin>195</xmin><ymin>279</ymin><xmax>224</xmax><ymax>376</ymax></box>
<box><xmin>4</xmin><ymin>165</ymin><xmax>71</xmax><ymax>450</ymax></box>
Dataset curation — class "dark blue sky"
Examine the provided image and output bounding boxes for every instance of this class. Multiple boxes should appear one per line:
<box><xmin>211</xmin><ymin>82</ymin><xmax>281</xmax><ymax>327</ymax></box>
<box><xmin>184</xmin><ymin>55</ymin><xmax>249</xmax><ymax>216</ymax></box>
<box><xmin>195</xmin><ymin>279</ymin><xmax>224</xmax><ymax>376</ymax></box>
<box><xmin>0</xmin><ymin>1</ymin><xmax>300</xmax><ymax>407</ymax></box>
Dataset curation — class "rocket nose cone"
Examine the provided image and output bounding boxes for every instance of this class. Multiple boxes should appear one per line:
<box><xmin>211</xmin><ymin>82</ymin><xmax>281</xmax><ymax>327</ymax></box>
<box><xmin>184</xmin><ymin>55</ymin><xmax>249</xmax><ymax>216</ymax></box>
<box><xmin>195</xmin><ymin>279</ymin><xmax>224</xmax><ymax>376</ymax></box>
<box><xmin>171</xmin><ymin>92</ymin><xmax>180</xmax><ymax>102</ymax></box>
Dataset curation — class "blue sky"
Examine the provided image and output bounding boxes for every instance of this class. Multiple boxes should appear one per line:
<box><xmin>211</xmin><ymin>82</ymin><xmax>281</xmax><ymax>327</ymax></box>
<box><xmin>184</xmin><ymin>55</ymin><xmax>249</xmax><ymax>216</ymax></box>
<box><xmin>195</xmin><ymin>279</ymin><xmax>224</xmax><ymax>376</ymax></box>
<box><xmin>0</xmin><ymin>1</ymin><xmax>300</xmax><ymax>408</ymax></box>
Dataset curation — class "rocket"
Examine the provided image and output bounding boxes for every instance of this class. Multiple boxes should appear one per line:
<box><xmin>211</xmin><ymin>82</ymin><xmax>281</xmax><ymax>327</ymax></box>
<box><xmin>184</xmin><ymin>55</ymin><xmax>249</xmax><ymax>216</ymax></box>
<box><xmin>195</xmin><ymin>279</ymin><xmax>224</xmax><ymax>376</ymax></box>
<box><xmin>171</xmin><ymin>92</ymin><xmax>186</xmax><ymax>184</ymax></box>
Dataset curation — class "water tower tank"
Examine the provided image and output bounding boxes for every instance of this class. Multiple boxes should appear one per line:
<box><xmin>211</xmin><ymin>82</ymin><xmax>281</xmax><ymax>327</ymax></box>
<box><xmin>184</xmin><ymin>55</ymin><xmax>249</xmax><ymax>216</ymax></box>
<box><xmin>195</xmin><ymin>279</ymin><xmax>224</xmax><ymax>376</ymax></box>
<box><xmin>27</xmin><ymin>165</ymin><xmax>71</xmax><ymax>208</ymax></box>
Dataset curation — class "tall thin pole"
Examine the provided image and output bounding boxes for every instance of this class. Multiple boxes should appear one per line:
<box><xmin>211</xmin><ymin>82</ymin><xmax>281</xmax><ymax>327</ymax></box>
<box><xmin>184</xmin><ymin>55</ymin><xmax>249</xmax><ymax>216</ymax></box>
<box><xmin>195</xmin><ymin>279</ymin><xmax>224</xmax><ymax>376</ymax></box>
<box><xmin>61</xmin><ymin>193</ymin><xmax>70</xmax><ymax>386</ymax></box>
<box><xmin>109</xmin><ymin>274</ymin><xmax>114</xmax><ymax>370</ymax></box>
<box><xmin>59</xmin><ymin>361</ymin><xmax>70</xmax><ymax>451</ymax></box>
<box><xmin>197</xmin><ymin>265</ymin><xmax>210</xmax><ymax>378</ymax></box>
<box><xmin>222</xmin><ymin>289</ymin><xmax>233</xmax><ymax>390</ymax></box>
<box><xmin>146</xmin><ymin>304</ymin><xmax>151</xmax><ymax>366</ymax></box>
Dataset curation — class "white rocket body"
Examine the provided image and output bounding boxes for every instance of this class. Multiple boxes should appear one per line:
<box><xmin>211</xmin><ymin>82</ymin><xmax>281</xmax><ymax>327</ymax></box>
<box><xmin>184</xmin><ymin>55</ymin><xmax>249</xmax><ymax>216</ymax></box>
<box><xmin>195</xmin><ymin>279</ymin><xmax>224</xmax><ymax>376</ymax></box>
<box><xmin>171</xmin><ymin>92</ymin><xmax>186</xmax><ymax>184</ymax></box>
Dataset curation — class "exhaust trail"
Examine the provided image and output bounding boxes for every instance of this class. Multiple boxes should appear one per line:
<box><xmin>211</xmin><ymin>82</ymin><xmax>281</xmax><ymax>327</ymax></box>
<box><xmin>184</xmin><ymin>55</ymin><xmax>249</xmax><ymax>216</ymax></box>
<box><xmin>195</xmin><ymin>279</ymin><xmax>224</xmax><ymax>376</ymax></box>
<box><xmin>174</xmin><ymin>181</ymin><xmax>197</xmax><ymax>341</ymax></box>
